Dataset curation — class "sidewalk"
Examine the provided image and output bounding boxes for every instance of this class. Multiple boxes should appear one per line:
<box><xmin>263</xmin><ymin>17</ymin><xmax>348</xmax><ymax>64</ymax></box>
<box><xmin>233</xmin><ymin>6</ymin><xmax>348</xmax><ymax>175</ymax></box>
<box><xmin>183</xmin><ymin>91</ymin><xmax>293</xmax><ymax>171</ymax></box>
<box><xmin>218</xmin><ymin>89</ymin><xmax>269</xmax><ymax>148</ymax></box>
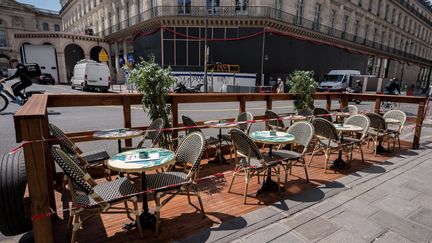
<box><xmin>182</xmin><ymin>141</ymin><xmax>432</xmax><ymax>243</ymax></box>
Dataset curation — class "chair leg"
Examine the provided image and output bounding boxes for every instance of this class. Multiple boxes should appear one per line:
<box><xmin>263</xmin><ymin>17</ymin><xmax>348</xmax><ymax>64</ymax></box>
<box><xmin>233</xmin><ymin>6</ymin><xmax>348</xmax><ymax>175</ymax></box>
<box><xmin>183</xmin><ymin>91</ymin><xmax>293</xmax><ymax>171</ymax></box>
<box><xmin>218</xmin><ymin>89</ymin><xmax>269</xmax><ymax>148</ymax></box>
<box><xmin>192</xmin><ymin>184</ymin><xmax>205</xmax><ymax>216</ymax></box>
<box><xmin>301</xmin><ymin>159</ymin><xmax>309</xmax><ymax>182</ymax></box>
<box><xmin>397</xmin><ymin>135</ymin><xmax>401</xmax><ymax>150</ymax></box>
<box><xmin>124</xmin><ymin>201</ymin><xmax>132</xmax><ymax>220</ymax></box>
<box><xmin>284</xmin><ymin>164</ymin><xmax>289</xmax><ymax>184</ymax></box>
<box><xmin>71</xmin><ymin>214</ymin><xmax>81</xmax><ymax>243</ymax></box>
<box><xmin>154</xmin><ymin>193</ymin><xmax>161</xmax><ymax>236</ymax></box>
<box><xmin>276</xmin><ymin>166</ymin><xmax>281</xmax><ymax>194</ymax></box>
<box><xmin>308</xmin><ymin>144</ymin><xmax>319</xmax><ymax>167</ymax></box>
<box><xmin>186</xmin><ymin>187</ymin><xmax>191</xmax><ymax>205</ymax></box>
<box><xmin>360</xmin><ymin>145</ymin><xmax>365</xmax><ymax>163</ymax></box>
<box><xmin>228</xmin><ymin>170</ymin><xmax>237</xmax><ymax>193</ymax></box>
<box><xmin>67</xmin><ymin>211</ymin><xmax>74</xmax><ymax>239</ymax></box>
<box><xmin>243</xmin><ymin>173</ymin><xmax>250</xmax><ymax>204</ymax></box>
<box><xmin>324</xmin><ymin>149</ymin><xmax>330</xmax><ymax>174</ymax></box>
<box><xmin>132</xmin><ymin>198</ymin><xmax>144</xmax><ymax>238</ymax></box>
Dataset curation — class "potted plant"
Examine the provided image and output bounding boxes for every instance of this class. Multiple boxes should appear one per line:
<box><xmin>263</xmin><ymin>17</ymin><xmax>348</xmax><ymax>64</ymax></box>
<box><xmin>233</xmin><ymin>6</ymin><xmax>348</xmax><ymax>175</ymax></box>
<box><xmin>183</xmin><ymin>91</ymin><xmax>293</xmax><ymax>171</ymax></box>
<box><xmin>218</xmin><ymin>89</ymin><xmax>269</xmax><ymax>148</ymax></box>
<box><xmin>128</xmin><ymin>56</ymin><xmax>175</xmax><ymax>148</ymax></box>
<box><xmin>288</xmin><ymin>70</ymin><xmax>318</xmax><ymax>112</ymax></box>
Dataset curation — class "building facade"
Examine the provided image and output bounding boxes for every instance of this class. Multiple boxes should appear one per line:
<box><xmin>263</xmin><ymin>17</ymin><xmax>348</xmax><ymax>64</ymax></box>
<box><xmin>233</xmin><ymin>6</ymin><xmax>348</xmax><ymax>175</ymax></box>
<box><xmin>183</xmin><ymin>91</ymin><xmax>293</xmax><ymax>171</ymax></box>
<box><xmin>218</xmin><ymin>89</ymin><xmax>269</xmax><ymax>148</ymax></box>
<box><xmin>0</xmin><ymin>0</ymin><xmax>62</xmax><ymax>75</ymax></box>
<box><xmin>58</xmin><ymin>0</ymin><xmax>432</xmax><ymax>88</ymax></box>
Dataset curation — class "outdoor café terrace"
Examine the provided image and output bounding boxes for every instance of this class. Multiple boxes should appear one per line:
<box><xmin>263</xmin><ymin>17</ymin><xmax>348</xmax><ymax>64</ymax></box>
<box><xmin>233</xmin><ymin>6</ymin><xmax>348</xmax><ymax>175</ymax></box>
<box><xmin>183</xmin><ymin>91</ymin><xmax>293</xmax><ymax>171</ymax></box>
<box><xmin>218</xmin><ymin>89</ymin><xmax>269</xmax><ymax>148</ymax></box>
<box><xmin>12</xmin><ymin>92</ymin><xmax>427</xmax><ymax>242</ymax></box>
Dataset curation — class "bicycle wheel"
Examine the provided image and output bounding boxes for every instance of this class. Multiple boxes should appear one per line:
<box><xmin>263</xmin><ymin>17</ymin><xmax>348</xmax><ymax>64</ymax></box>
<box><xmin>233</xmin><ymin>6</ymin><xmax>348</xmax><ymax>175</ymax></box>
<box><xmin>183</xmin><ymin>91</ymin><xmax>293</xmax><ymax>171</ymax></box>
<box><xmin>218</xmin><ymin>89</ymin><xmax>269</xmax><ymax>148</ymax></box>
<box><xmin>0</xmin><ymin>94</ymin><xmax>9</xmax><ymax>112</ymax></box>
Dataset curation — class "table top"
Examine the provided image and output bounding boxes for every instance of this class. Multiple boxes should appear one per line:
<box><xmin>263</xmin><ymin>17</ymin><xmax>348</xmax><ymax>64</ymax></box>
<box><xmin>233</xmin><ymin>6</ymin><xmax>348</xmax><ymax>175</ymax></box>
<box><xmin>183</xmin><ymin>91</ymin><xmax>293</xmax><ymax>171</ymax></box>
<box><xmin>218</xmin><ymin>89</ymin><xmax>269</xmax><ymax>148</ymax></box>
<box><xmin>385</xmin><ymin>118</ymin><xmax>400</xmax><ymax>124</ymax></box>
<box><xmin>334</xmin><ymin>124</ymin><xmax>363</xmax><ymax>132</ymax></box>
<box><xmin>204</xmin><ymin>119</ymin><xmax>238</xmax><ymax>129</ymax></box>
<box><xmin>282</xmin><ymin>115</ymin><xmax>307</xmax><ymax>121</ymax></box>
<box><xmin>250</xmin><ymin>131</ymin><xmax>295</xmax><ymax>145</ymax></box>
<box><xmin>93</xmin><ymin>128</ymin><xmax>144</xmax><ymax>140</ymax></box>
<box><xmin>107</xmin><ymin>148</ymin><xmax>176</xmax><ymax>173</ymax></box>
<box><xmin>333</xmin><ymin>112</ymin><xmax>351</xmax><ymax>117</ymax></box>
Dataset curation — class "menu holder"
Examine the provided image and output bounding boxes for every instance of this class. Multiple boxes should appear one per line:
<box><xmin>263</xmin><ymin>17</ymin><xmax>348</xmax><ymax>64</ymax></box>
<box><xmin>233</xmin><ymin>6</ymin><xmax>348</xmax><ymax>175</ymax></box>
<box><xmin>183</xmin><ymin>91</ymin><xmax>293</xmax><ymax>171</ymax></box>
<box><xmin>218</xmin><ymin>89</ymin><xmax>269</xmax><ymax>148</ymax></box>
<box><xmin>124</xmin><ymin>152</ymin><xmax>160</xmax><ymax>163</ymax></box>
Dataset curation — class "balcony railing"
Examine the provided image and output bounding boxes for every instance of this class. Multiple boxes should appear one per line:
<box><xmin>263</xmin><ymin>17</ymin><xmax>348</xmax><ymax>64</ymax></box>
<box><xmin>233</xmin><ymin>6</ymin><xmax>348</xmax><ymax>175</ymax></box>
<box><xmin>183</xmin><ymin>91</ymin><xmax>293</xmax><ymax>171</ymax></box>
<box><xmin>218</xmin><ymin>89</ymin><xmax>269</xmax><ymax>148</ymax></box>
<box><xmin>96</xmin><ymin>6</ymin><xmax>432</xmax><ymax>64</ymax></box>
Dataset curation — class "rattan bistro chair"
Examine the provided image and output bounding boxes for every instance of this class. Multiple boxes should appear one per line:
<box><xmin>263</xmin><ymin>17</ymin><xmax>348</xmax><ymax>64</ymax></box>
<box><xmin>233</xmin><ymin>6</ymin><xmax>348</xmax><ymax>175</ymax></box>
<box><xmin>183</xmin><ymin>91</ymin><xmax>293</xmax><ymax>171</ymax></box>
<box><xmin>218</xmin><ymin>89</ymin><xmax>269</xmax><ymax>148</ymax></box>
<box><xmin>121</xmin><ymin>118</ymin><xmax>165</xmax><ymax>151</ymax></box>
<box><xmin>220</xmin><ymin>111</ymin><xmax>254</xmax><ymax>161</ymax></box>
<box><xmin>341</xmin><ymin>105</ymin><xmax>359</xmax><ymax>115</ymax></box>
<box><xmin>49</xmin><ymin>123</ymin><xmax>111</xmax><ymax>180</ymax></box>
<box><xmin>383</xmin><ymin>110</ymin><xmax>406</xmax><ymax>150</ymax></box>
<box><xmin>145</xmin><ymin>132</ymin><xmax>206</xmax><ymax>235</ymax></box>
<box><xmin>51</xmin><ymin>147</ymin><xmax>143</xmax><ymax>243</ymax></box>
<box><xmin>181</xmin><ymin>115</ymin><xmax>219</xmax><ymax>159</ymax></box>
<box><xmin>265</xmin><ymin>110</ymin><xmax>287</xmax><ymax>132</ymax></box>
<box><xmin>272</xmin><ymin>121</ymin><xmax>314</xmax><ymax>183</ymax></box>
<box><xmin>365</xmin><ymin>113</ymin><xmax>388</xmax><ymax>155</ymax></box>
<box><xmin>343</xmin><ymin>115</ymin><xmax>370</xmax><ymax>163</ymax></box>
<box><xmin>313</xmin><ymin>107</ymin><xmax>332</xmax><ymax>122</ymax></box>
<box><xmin>229</xmin><ymin>128</ymin><xmax>281</xmax><ymax>204</ymax></box>
<box><xmin>308</xmin><ymin>118</ymin><xmax>353</xmax><ymax>173</ymax></box>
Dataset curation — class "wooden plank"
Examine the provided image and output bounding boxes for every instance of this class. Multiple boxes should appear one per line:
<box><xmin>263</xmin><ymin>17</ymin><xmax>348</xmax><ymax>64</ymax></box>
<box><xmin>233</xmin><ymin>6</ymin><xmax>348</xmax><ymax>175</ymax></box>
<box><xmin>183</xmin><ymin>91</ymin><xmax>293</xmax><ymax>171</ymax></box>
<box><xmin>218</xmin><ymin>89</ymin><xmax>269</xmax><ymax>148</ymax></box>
<box><xmin>413</xmin><ymin>101</ymin><xmax>425</xmax><ymax>149</ymax></box>
<box><xmin>123</xmin><ymin>96</ymin><xmax>132</xmax><ymax>147</ymax></box>
<box><xmin>340</xmin><ymin>94</ymin><xmax>348</xmax><ymax>110</ymax></box>
<box><xmin>14</xmin><ymin>94</ymin><xmax>48</xmax><ymax>142</ymax></box>
<box><xmin>171</xmin><ymin>100</ymin><xmax>179</xmax><ymax>140</ymax></box>
<box><xmin>374</xmin><ymin>97</ymin><xmax>381</xmax><ymax>113</ymax></box>
<box><xmin>20</xmin><ymin>118</ymin><xmax>53</xmax><ymax>243</ymax></box>
<box><xmin>239</xmin><ymin>96</ymin><xmax>246</xmax><ymax>113</ymax></box>
<box><xmin>326</xmin><ymin>94</ymin><xmax>332</xmax><ymax>111</ymax></box>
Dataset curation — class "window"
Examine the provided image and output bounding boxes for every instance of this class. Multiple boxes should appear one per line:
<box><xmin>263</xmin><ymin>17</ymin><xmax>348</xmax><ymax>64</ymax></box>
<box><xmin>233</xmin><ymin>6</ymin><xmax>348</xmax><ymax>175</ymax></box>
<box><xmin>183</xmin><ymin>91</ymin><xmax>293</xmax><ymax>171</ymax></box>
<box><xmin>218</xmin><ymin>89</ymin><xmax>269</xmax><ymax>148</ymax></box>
<box><xmin>377</xmin><ymin>0</ymin><xmax>381</xmax><ymax>16</ymax></box>
<box><xmin>342</xmin><ymin>15</ymin><xmax>349</xmax><ymax>38</ymax></box>
<box><xmin>108</xmin><ymin>12</ymin><xmax>112</xmax><ymax>33</ymax></box>
<box><xmin>178</xmin><ymin>0</ymin><xmax>191</xmax><ymax>14</ymax></box>
<box><xmin>235</xmin><ymin>0</ymin><xmax>248</xmax><ymax>15</ymax></box>
<box><xmin>126</xmin><ymin>1</ymin><xmax>130</xmax><ymax>26</ymax></box>
<box><xmin>275</xmin><ymin>0</ymin><xmax>282</xmax><ymax>18</ymax></box>
<box><xmin>372</xmin><ymin>28</ymin><xmax>378</xmax><ymax>45</ymax></box>
<box><xmin>358</xmin><ymin>0</ymin><xmax>362</xmax><ymax>7</ymax></box>
<box><xmin>54</xmin><ymin>24</ymin><xmax>60</xmax><ymax>31</ymax></box>
<box><xmin>364</xmin><ymin>24</ymin><xmax>369</xmax><ymax>42</ymax></box>
<box><xmin>295</xmin><ymin>0</ymin><xmax>304</xmax><ymax>25</ymax></box>
<box><xmin>207</xmin><ymin>0</ymin><xmax>220</xmax><ymax>15</ymax></box>
<box><xmin>116</xmin><ymin>7</ymin><xmax>120</xmax><ymax>27</ymax></box>
<box><xmin>0</xmin><ymin>30</ymin><xmax>6</xmax><ymax>47</ymax></box>
<box><xmin>354</xmin><ymin>19</ymin><xmax>360</xmax><ymax>40</ymax></box>
<box><xmin>391</xmin><ymin>9</ymin><xmax>396</xmax><ymax>24</ymax></box>
<box><xmin>381</xmin><ymin>31</ymin><xmax>385</xmax><ymax>48</ymax></box>
<box><xmin>329</xmin><ymin>9</ymin><xmax>336</xmax><ymax>34</ymax></box>
<box><xmin>403</xmin><ymin>15</ymin><xmax>407</xmax><ymax>29</ymax></box>
<box><xmin>313</xmin><ymin>3</ymin><xmax>321</xmax><ymax>30</ymax></box>
<box><xmin>384</xmin><ymin>4</ymin><xmax>389</xmax><ymax>20</ymax></box>
<box><xmin>368</xmin><ymin>0</ymin><xmax>373</xmax><ymax>11</ymax></box>
<box><xmin>42</xmin><ymin>22</ymin><xmax>49</xmax><ymax>31</ymax></box>
<box><xmin>397</xmin><ymin>13</ymin><xmax>402</xmax><ymax>27</ymax></box>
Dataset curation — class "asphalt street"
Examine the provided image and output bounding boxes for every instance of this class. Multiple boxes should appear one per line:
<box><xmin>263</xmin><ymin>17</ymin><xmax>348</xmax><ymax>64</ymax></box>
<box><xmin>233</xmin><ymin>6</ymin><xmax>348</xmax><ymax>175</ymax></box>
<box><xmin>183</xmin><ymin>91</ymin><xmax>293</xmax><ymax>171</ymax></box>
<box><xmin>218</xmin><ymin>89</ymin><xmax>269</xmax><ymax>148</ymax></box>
<box><xmin>0</xmin><ymin>83</ymin><xmax>430</xmax><ymax>157</ymax></box>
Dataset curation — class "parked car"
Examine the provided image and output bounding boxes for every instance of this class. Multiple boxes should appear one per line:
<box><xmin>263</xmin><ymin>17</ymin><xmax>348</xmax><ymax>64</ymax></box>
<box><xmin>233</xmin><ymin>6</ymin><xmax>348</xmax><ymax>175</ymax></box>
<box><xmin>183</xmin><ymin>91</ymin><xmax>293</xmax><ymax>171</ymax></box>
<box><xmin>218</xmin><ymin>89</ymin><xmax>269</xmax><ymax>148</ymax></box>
<box><xmin>35</xmin><ymin>73</ymin><xmax>55</xmax><ymax>85</ymax></box>
<box><xmin>71</xmin><ymin>60</ymin><xmax>111</xmax><ymax>92</ymax></box>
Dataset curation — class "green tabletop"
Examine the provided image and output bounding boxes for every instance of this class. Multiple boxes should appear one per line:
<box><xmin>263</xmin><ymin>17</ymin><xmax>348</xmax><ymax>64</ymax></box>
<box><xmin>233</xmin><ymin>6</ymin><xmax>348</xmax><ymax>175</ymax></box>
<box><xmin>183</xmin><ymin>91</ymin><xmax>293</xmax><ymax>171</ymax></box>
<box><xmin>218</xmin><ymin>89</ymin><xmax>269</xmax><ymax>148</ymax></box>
<box><xmin>250</xmin><ymin>131</ymin><xmax>295</xmax><ymax>145</ymax></box>
<box><xmin>107</xmin><ymin>148</ymin><xmax>175</xmax><ymax>173</ymax></box>
<box><xmin>93</xmin><ymin>128</ymin><xmax>144</xmax><ymax>140</ymax></box>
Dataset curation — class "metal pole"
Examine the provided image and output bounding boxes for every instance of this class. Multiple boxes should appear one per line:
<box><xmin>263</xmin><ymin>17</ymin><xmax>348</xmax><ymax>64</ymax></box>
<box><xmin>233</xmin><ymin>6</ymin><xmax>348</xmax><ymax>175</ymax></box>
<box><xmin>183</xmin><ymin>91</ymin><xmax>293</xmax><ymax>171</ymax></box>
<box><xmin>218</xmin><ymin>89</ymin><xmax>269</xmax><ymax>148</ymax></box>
<box><xmin>204</xmin><ymin>9</ymin><xmax>209</xmax><ymax>93</ymax></box>
<box><xmin>260</xmin><ymin>28</ymin><xmax>266</xmax><ymax>86</ymax></box>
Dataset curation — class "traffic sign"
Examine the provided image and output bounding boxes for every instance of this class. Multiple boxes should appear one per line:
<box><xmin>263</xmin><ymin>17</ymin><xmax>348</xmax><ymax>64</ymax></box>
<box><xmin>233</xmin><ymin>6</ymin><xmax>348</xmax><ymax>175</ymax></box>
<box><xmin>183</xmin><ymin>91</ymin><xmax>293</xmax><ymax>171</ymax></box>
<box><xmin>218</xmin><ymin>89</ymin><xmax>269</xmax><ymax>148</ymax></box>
<box><xmin>98</xmin><ymin>49</ymin><xmax>109</xmax><ymax>62</ymax></box>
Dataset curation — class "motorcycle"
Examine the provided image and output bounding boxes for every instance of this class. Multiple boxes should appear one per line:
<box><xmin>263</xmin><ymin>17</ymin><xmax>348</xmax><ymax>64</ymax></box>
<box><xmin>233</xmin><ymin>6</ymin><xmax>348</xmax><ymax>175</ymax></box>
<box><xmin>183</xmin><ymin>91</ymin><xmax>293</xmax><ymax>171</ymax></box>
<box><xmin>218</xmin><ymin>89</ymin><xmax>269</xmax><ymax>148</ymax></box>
<box><xmin>0</xmin><ymin>82</ymin><xmax>44</xmax><ymax>112</ymax></box>
<box><xmin>345</xmin><ymin>87</ymin><xmax>362</xmax><ymax>104</ymax></box>
<box><xmin>174</xmin><ymin>82</ymin><xmax>204</xmax><ymax>93</ymax></box>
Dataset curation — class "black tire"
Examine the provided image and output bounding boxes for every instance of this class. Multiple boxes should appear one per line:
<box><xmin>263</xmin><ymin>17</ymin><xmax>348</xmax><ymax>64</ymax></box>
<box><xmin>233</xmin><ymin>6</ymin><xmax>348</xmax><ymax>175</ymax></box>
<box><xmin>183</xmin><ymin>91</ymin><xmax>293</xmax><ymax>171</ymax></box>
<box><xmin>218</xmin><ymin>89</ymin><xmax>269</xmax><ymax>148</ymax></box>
<box><xmin>0</xmin><ymin>150</ymin><xmax>32</xmax><ymax>236</ymax></box>
<box><xmin>0</xmin><ymin>93</ymin><xmax>8</xmax><ymax>112</ymax></box>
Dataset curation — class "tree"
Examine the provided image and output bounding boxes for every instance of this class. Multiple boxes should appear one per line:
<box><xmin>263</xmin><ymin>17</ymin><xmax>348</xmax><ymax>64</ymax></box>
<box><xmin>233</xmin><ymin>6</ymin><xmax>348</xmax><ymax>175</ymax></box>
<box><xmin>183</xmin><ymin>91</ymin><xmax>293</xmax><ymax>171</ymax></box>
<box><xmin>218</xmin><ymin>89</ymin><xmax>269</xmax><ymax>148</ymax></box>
<box><xmin>288</xmin><ymin>70</ymin><xmax>318</xmax><ymax>111</ymax></box>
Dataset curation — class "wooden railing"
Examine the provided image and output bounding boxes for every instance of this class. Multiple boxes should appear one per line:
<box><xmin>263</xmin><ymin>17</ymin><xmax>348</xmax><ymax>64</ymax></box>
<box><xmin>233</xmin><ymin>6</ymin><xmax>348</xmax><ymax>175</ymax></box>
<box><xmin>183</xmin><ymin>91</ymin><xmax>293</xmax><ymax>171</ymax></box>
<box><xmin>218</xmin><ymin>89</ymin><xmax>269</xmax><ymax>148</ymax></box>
<box><xmin>13</xmin><ymin>92</ymin><xmax>427</xmax><ymax>243</ymax></box>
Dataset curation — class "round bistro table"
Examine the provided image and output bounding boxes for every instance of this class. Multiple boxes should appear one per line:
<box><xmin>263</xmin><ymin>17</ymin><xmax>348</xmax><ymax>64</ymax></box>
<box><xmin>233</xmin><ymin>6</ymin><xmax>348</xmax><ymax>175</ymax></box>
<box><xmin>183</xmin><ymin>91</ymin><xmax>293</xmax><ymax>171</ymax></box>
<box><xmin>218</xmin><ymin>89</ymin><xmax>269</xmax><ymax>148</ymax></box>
<box><xmin>93</xmin><ymin>128</ymin><xmax>144</xmax><ymax>153</ymax></box>
<box><xmin>204</xmin><ymin>119</ymin><xmax>237</xmax><ymax>165</ymax></box>
<box><xmin>107</xmin><ymin>148</ymin><xmax>175</xmax><ymax>229</ymax></box>
<box><xmin>333</xmin><ymin>124</ymin><xmax>363</xmax><ymax>169</ymax></box>
<box><xmin>250</xmin><ymin>131</ymin><xmax>295</xmax><ymax>194</ymax></box>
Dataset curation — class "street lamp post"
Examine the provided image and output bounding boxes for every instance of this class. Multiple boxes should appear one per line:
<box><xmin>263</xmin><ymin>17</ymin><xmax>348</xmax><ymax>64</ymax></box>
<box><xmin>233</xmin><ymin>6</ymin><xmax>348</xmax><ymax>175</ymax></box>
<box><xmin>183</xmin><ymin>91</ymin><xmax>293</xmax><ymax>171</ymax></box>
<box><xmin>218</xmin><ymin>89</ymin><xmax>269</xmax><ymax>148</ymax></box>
<box><xmin>204</xmin><ymin>8</ymin><xmax>209</xmax><ymax>93</ymax></box>
<box><xmin>260</xmin><ymin>28</ymin><xmax>267</xmax><ymax>86</ymax></box>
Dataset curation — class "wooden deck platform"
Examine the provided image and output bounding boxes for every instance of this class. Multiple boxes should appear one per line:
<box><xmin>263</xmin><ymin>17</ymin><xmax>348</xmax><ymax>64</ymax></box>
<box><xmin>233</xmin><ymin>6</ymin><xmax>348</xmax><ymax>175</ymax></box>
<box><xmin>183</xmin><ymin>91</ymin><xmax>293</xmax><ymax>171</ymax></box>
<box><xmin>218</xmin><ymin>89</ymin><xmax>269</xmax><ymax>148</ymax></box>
<box><xmin>51</xmin><ymin>141</ymin><xmax>410</xmax><ymax>243</ymax></box>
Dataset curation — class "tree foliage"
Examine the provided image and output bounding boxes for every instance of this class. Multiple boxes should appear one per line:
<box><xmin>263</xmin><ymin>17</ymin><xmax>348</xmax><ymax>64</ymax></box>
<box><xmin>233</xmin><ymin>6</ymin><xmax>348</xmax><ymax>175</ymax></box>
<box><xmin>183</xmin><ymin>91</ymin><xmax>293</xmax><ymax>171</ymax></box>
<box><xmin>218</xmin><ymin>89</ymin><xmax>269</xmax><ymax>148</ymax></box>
<box><xmin>288</xmin><ymin>70</ymin><xmax>318</xmax><ymax>111</ymax></box>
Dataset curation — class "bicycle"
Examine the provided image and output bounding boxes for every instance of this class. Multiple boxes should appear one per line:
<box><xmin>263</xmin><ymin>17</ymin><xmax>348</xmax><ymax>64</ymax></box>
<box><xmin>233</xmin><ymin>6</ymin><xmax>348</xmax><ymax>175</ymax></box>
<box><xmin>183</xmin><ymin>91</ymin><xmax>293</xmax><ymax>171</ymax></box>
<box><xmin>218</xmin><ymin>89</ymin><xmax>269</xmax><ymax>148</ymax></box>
<box><xmin>381</xmin><ymin>91</ymin><xmax>401</xmax><ymax>111</ymax></box>
<box><xmin>0</xmin><ymin>82</ymin><xmax>43</xmax><ymax>112</ymax></box>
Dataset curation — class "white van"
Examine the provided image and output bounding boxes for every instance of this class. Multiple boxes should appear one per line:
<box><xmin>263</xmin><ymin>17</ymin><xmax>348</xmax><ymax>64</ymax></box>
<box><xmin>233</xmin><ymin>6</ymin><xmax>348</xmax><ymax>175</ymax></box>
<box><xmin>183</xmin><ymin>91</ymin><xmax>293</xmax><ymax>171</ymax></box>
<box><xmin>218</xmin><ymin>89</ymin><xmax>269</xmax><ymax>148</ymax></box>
<box><xmin>318</xmin><ymin>70</ymin><xmax>361</xmax><ymax>92</ymax></box>
<box><xmin>71</xmin><ymin>60</ymin><xmax>111</xmax><ymax>92</ymax></box>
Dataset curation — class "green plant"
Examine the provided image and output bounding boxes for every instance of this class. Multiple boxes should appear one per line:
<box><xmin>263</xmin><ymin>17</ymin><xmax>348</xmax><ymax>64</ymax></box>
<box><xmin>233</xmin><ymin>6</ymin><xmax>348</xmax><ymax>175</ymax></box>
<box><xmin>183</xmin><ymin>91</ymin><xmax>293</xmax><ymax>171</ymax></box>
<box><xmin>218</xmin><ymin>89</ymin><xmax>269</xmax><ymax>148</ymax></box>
<box><xmin>128</xmin><ymin>56</ymin><xmax>175</xmax><ymax>146</ymax></box>
<box><xmin>288</xmin><ymin>70</ymin><xmax>318</xmax><ymax>111</ymax></box>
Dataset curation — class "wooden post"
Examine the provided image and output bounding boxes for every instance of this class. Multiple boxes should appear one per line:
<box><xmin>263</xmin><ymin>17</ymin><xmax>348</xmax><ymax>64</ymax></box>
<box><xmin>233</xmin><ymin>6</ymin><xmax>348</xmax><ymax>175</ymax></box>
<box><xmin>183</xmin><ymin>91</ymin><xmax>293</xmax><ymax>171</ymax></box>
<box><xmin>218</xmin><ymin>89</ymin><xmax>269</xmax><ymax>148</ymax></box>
<box><xmin>340</xmin><ymin>93</ymin><xmax>348</xmax><ymax>110</ymax></box>
<box><xmin>374</xmin><ymin>97</ymin><xmax>381</xmax><ymax>113</ymax></box>
<box><xmin>239</xmin><ymin>95</ymin><xmax>246</xmax><ymax>113</ymax></box>
<box><xmin>413</xmin><ymin>101</ymin><xmax>426</xmax><ymax>149</ymax></box>
<box><xmin>171</xmin><ymin>99</ymin><xmax>179</xmax><ymax>140</ymax></box>
<box><xmin>123</xmin><ymin>96</ymin><xmax>132</xmax><ymax>147</ymax></box>
<box><xmin>326</xmin><ymin>94</ymin><xmax>332</xmax><ymax>111</ymax></box>
<box><xmin>266</xmin><ymin>95</ymin><xmax>272</xmax><ymax>110</ymax></box>
<box><xmin>19</xmin><ymin>118</ymin><xmax>53</xmax><ymax>243</ymax></box>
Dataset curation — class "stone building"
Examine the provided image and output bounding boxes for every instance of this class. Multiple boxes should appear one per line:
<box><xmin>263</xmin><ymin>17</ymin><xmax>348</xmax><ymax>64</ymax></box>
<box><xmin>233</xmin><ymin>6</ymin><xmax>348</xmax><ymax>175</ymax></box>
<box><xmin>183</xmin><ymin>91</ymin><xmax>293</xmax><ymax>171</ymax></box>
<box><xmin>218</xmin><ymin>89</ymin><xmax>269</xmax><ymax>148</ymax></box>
<box><xmin>59</xmin><ymin>0</ymin><xmax>432</xmax><ymax>89</ymax></box>
<box><xmin>0</xmin><ymin>0</ymin><xmax>61</xmax><ymax>75</ymax></box>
